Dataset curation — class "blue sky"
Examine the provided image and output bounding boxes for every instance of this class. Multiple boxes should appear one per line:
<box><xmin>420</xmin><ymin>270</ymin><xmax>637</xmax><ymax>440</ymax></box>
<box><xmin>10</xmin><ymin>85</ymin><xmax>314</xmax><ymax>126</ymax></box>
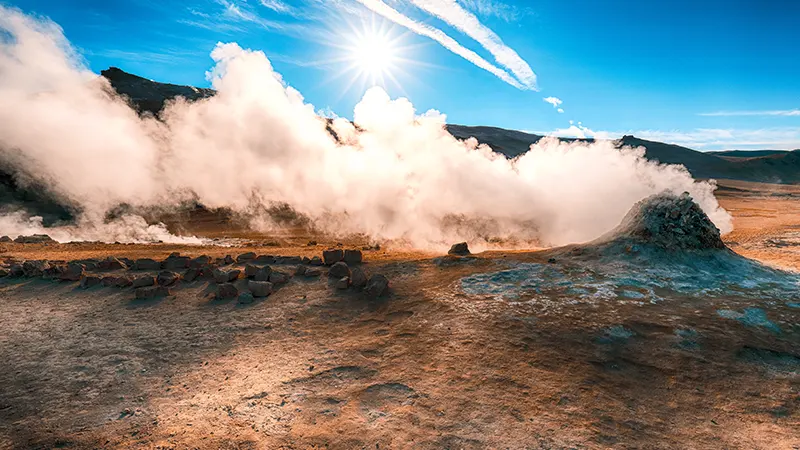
<box><xmin>6</xmin><ymin>0</ymin><xmax>800</xmax><ymax>150</ymax></box>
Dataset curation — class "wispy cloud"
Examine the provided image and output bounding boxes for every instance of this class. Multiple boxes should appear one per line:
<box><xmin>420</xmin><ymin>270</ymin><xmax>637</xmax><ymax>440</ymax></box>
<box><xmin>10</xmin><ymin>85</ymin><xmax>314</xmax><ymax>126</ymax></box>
<box><xmin>259</xmin><ymin>0</ymin><xmax>295</xmax><ymax>15</ymax></box>
<box><xmin>407</xmin><ymin>0</ymin><xmax>537</xmax><ymax>89</ymax></box>
<box><xmin>353</xmin><ymin>0</ymin><xmax>526</xmax><ymax>89</ymax></box>
<box><xmin>459</xmin><ymin>0</ymin><xmax>530</xmax><ymax>22</ymax></box>
<box><xmin>543</xmin><ymin>96</ymin><xmax>562</xmax><ymax>108</ymax></box>
<box><xmin>698</xmin><ymin>109</ymin><xmax>800</xmax><ymax>117</ymax></box>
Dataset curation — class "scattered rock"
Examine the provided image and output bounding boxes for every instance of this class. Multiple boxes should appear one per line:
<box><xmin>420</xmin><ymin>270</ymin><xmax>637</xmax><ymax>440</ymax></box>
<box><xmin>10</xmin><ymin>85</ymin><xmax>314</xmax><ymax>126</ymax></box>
<box><xmin>135</xmin><ymin>286</ymin><xmax>170</xmax><ymax>299</ymax></box>
<box><xmin>182</xmin><ymin>268</ymin><xmax>200</xmax><ymax>282</ymax></box>
<box><xmin>309</xmin><ymin>256</ymin><xmax>324</xmax><ymax>266</ymax></box>
<box><xmin>248</xmin><ymin>280</ymin><xmax>273</xmax><ymax>297</ymax></box>
<box><xmin>365</xmin><ymin>274</ymin><xmax>390</xmax><ymax>298</ymax></box>
<box><xmin>295</xmin><ymin>265</ymin><xmax>308</xmax><ymax>276</ymax></box>
<box><xmin>59</xmin><ymin>263</ymin><xmax>85</xmax><ymax>282</ymax></box>
<box><xmin>307</xmin><ymin>240</ymin><xmax>317</xmax><ymax>246</ymax></box>
<box><xmin>350</xmin><ymin>266</ymin><xmax>369</xmax><ymax>288</ymax></box>
<box><xmin>275</xmin><ymin>256</ymin><xmax>303</xmax><ymax>265</ymax></box>
<box><xmin>255</xmin><ymin>255</ymin><xmax>276</xmax><ymax>264</ymax></box>
<box><xmin>269</xmin><ymin>271</ymin><xmax>290</xmax><ymax>284</ymax></box>
<box><xmin>323</xmin><ymin>249</ymin><xmax>344</xmax><ymax>265</ymax></box>
<box><xmin>344</xmin><ymin>249</ymin><xmax>363</xmax><ymax>264</ymax></box>
<box><xmin>253</xmin><ymin>266</ymin><xmax>273</xmax><ymax>282</ymax></box>
<box><xmin>8</xmin><ymin>264</ymin><xmax>23</xmax><ymax>278</ymax></box>
<box><xmin>14</xmin><ymin>234</ymin><xmax>55</xmax><ymax>244</ymax></box>
<box><xmin>223</xmin><ymin>255</ymin><xmax>235</xmax><ymax>265</ymax></box>
<box><xmin>329</xmin><ymin>262</ymin><xmax>351</xmax><ymax>279</ymax></box>
<box><xmin>111</xmin><ymin>276</ymin><xmax>133</xmax><ymax>288</ymax></box>
<box><xmin>448</xmin><ymin>242</ymin><xmax>470</xmax><ymax>256</ymax></box>
<box><xmin>214</xmin><ymin>268</ymin><xmax>240</xmax><ymax>283</ymax></box>
<box><xmin>237</xmin><ymin>252</ymin><xmax>257</xmax><ymax>263</ymax></box>
<box><xmin>99</xmin><ymin>256</ymin><xmax>128</xmax><ymax>271</ymax></box>
<box><xmin>134</xmin><ymin>258</ymin><xmax>161</xmax><ymax>271</ymax></box>
<box><xmin>216</xmin><ymin>283</ymin><xmax>238</xmax><ymax>299</ymax></box>
<box><xmin>0</xmin><ymin>268</ymin><xmax>9</xmax><ymax>277</ymax></box>
<box><xmin>162</xmin><ymin>255</ymin><xmax>190</xmax><ymax>270</ymax></box>
<box><xmin>156</xmin><ymin>270</ymin><xmax>180</xmax><ymax>286</ymax></box>
<box><xmin>132</xmin><ymin>275</ymin><xmax>155</xmax><ymax>288</ymax></box>
<box><xmin>0</xmin><ymin>236</ymin><xmax>11</xmax><ymax>243</ymax></box>
<box><xmin>244</xmin><ymin>264</ymin><xmax>259</xmax><ymax>278</ymax></box>
<box><xmin>301</xmin><ymin>267</ymin><xmax>322</xmax><ymax>278</ymax></box>
<box><xmin>336</xmin><ymin>277</ymin><xmax>350</xmax><ymax>290</ymax></box>
<box><xmin>238</xmin><ymin>291</ymin><xmax>255</xmax><ymax>304</ymax></box>
<box><xmin>80</xmin><ymin>275</ymin><xmax>102</xmax><ymax>289</ymax></box>
<box><xmin>22</xmin><ymin>260</ymin><xmax>50</xmax><ymax>277</ymax></box>
<box><xmin>190</xmin><ymin>255</ymin><xmax>211</xmax><ymax>268</ymax></box>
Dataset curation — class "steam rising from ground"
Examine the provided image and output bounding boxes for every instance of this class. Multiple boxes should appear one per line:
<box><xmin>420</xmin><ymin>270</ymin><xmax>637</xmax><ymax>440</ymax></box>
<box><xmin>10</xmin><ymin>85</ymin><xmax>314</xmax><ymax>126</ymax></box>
<box><xmin>0</xmin><ymin>6</ymin><xmax>732</xmax><ymax>248</ymax></box>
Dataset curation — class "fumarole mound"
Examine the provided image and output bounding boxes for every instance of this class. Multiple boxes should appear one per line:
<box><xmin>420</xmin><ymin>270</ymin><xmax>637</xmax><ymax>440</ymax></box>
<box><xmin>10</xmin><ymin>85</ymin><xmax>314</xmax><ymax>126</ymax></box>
<box><xmin>598</xmin><ymin>191</ymin><xmax>726</xmax><ymax>251</ymax></box>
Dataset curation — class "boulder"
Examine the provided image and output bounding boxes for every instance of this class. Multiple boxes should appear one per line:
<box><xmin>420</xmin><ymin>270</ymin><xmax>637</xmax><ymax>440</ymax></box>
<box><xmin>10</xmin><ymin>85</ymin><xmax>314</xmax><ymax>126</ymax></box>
<box><xmin>8</xmin><ymin>264</ymin><xmax>23</xmax><ymax>278</ymax></box>
<box><xmin>80</xmin><ymin>275</ymin><xmax>102</xmax><ymax>289</ymax></box>
<box><xmin>268</xmin><ymin>271</ymin><xmax>290</xmax><ymax>284</ymax></box>
<box><xmin>236</xmin><ymin>252</ymin><xmax>257</xmax><ymax>263</ymax></box>
<box><xmin>309</xmin><ymin>256</ymin><xmax>324</xmax><ymax>266</ymax></box>
<box><xmin>0</xmin><ymin>236</ymin><xmax>11</xmax><ymax>243</ymax></box>
<box><xmin>134</xmin><ymin>258</ymin><xmax>161</xmax><ymax>271</ymax></box>
<box><xmin>14</xmin><ymin>234</ymin><xmax>55</xmax><ymax>244</ymax></box>
<box><xmin>182</xmin><ymin>268</ymin><xmax>200</xmax><ymax>282</ymax></box>
<box><xmin>22</xmin><ymin>260</ymin><xmax>50</xmax><ymax>277</ymax></box>
<box><xmin>350</xmin><ymin>266</ymin><xmax>369</xmax><ymax>289</ymax></box>
<box><xmin>190</xmin><ymin>255</ymin><xmax>211</xmax><ymax>268</ymax></box>
<box><xmin>255</xmin><ymin>255</ymin><xmax>276</xmax><ymax>264</ymax></box>
<box><xmin>238</xmin><ymin>291</ymin><xmax>255</xmax><ymax>305</ymax></box>
<box><xmin>99</xmin><ymin>256</ymin><xmax>128</xmax><ymax>271</ymax></box>
<box><xmin>335</xmin><ymin>277</ymin><xmax>350</xmax><ymax>290</ymax></box>
<box><xmin>344</xmin><ymin>249</ymin><xmax>363</xmax><ymax>264</ymax></box>
<box><xmin>248</xmin><ymin>280</ymin><xmax>273</xmax><ymax>298</ymax></box>
<box><xmin>329</xmin><ymin>262</ymin><xmax>351</xmax><ymax>279</ymax></box>
<box><xmin>223</xmin><ymin>255</ymin><xmax>234</xmax><ymax>265</ymax></box>
<box><xmin>59</xmin><ymin>263</ymin><xmax>85</xmax><ymax>282</ymax></box>
<box><xmin>162</xmin><ymin>255</ymin><xmax>190</xmax><ymax>270</ymax></box>
<box><xmin>244</xmin><ymin>264</ymin><xmax>260</xmax><ymax>278</ymax></box>
<box><xmin>303</xmin><ymin>267</ymin><xmax>322</xmax><ymax>278</ymax></box>
<box><xmin>365</xmin><ymin>274</ymin><xmax>390</xmax><ymax>298</ymax></box>
<box><xmin>0</xmin><ymin>268</ymin><xmax>9</xmax><ymax>278</ymax></box>
<box><xmin>111</xmin><ymin>276</ymin><xmax>133</xmax><ymax>287</ymax></box>
<box><xmin>216</xmin><ymin>283</ymin><xmax>238</xmax><ymax>299</ymax></box>
<box><xmin>132</xmin><ymin>275</ymin><xmax>155</xmax><ymax>288</ymax></box>
<box><xmin>448</xmin><ymin>242</ymin><xmax>470</xmax><ymax>256</ymax></box>
<box><xmin>135</xmin><ymin>286</ymin><xmax>170</xmax><ymax>299</ymax></box>
<box><xmin>213</xmin><ymin>268</ymin><xmax>240</xmax><ymax>283</ymax></box>
<box><xmin>156</xmin><ymin>271</ymin><xmax>180</xmax><ymax>286</ymax></box>
<box><xmin>322</xmin><ymin>249</ymin><xmax>344</xmax><ymax>265</ymax></box>
<box><xmin>253</xmin><ymin>266</ymin><xmax>273</xmax><ymax>282</ymax></box>
<box><xmin>275</xmin><ymin>256</ymin><xmax>303</xmax><ymax>265</ymax></box>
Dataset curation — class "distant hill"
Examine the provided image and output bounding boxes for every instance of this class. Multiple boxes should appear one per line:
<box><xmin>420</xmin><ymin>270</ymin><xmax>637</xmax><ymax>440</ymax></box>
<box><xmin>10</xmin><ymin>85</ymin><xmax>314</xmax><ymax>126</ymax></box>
<box><xmin>709</xmin><ymin>150</ymin><xmax>794</xmax><ymax>158</ymax></box>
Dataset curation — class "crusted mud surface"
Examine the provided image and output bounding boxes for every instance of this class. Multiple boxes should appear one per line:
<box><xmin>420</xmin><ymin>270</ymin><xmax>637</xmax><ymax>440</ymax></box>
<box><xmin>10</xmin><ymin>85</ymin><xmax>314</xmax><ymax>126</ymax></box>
<box><xmin>0</xmin><ymin>183</ymin><xmax>798</xmax><ymax>449</ymax></box>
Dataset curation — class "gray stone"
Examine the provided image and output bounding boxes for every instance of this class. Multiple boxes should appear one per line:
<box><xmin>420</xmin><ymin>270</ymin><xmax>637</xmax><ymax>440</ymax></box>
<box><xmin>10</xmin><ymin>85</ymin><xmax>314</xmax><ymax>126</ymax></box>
<box><xmin>350</xmin><ymin>266</ymin><xmax>369</xmax><ymax>288</ymax></box>
<box><xmin>303</xmin><ymin>267</ymin><xmax>322</xmax><ymax>278</ymax></box>
<box><xmin>8</xmin><ymin>264</ymin><xmax>23</xmax><ymax>278</ymax></box>
<box><xmin>134</xmin><ymin>258</ymin><xmax>161</xmax><ymax>270</ymax></box>
<box><xmin>190</xmin><ymin>255</ymin><xmax>211</xmax><ymax>268</ymax></box>
<box><xmin>223</xmin><ymin>255</ymin><xmax>234</xmax><ymax>265</ymax></box>
<box><xmin>237</xmin><ymin>252</ymin><xmax>257</xmax><ymax>263</ymax></box>
<box><xmin>253</xmin><ymin>266</ymin><xmax>273</xmax><ymax>282</ymax></box>
<box><xmin>14</xmin><ymin>234</ymin><xmax>55</xmax><ymax>244</ymax></box>
<box><xmin>248</xmin><ymin>280</ymin><xmax>273</xmax><ymax>297</ymax></box>
<box><xmin>309</xmin><ymin>256</ymin><xmax>324</xmax><ymax>266</ymax></box>
<box><xmin>275</xmin><ymin>256</ymin><xmax>303</xmax><ymax>265</ymax></box>
<box><xmin>365</xmin><ymin>274</ymin><xmax>390</xmax><ymax>298</ymax></box>
<box><xmin>329</xmin><ymin>262</ymin><xmax>351</xmax><ymax>279</ymax></box>
<box><xmin>157</xmin><ymin>270</ymin><xmax>180</xmax><ymax>286</ymax></box>
<box><xmin>448</xmin><ymin>242</ymin><xmax>470</xmax><ymax>256</ymax></box>
<box><xmin>238</xmin><ymin>291</ymin><xmax>255</xmax><ymax>304</ymax></box>
<box><xmin>335</xmin><ymin>277</ymin><xmax>350</xmax><ymax>290</ymax></box>
<box><xmin>322</xmin><ymin>249</ymin><xmax>344</xmax><ymax>265</ymax></box>
<box><xmin>99</xmin><ymin>257</ymin><xmax>127</xmax><ymax>271</ymax></box>
<box><xmin>111</xmin><ymin>276</ymin><xmax>133</xmax><ymax>288</ymax></box>
<box><xmin>344</xmin><ymin>249</ymin><xmax>363</xmax><ymax>264</ymax></box>
<box><xmin>255</xmin><ymin>255</ymin><xmax>276</xmax><ymax>264</ymax></box>
<box><xmin>132</xmin><ymin>275</ymin><xmax>155</xmax><ymax>288</ymax></box>
<box><xmin>162</xmin><ymin>256</ymin><xmax>190</xmax><ymax>270</ymax></box>
<box><xmin>0</xmin><ymin>268</ymin><xmax>9</xmax><ymax>277</ymax></box>
<box><xmin>135</xmin><ymin>286</ymin><xmax>170</xmax><ymax>299</ymax></box>
<box><xmin>182</xmin><ymin>268</ymin><xmax>200</xmax><ymax>282</ymax></box>
<box><xmin>244</xmin><ymin>264</ymin><xmax>260</xmax><ymax>278</ymax></box>
<box><xmin>22</xmin><ymin>260</ymin><xmax>50</xmax><ymax>277</ymax></box>
<box><xmin>60</xmin><ymin>263</ymin><xmax>85</xmax><ymax>282</ymax></box>
<box><xmin>216</xmin><ymin>283</ymin><xmax>238</xmax><ymax>299</ymax></box>
<box><xmin>268</xmin><ymin>271</ymin><xmax>289</xmax><ymax>284</ymax></box>
<box><xmin>80</xmin><ymin>275</ymin><xmax>102</xmax><ymax>289</ymax></box>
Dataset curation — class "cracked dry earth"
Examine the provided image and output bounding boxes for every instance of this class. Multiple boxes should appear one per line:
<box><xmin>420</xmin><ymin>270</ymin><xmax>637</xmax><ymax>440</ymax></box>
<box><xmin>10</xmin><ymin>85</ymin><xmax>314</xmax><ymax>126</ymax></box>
<box><xmin>0</xmin><ymin>186</ymin><xmax>799</xmax><ymax>449</ymax></box>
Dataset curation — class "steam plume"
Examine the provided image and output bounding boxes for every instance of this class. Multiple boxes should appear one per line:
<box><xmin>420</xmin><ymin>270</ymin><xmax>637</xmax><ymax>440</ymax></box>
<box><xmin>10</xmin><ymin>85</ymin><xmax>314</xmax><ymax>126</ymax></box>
<box><xmin>0</xmin><ymin>6</ymin><xmax>732</xmax><ymax>248</ymax></box>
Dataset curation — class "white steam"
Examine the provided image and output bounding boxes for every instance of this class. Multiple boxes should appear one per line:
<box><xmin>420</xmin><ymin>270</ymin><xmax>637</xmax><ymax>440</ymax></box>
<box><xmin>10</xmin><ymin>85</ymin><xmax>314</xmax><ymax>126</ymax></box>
<box><xmin>0</xmin><ymin>6</ymin><xmax>732</xmax><ymax>248</ymax></box>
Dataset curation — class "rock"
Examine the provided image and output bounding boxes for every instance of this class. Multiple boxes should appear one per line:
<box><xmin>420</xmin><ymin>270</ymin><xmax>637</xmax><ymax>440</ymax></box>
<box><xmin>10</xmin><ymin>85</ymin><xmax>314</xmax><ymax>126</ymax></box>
<box><xmin>275</xmin><ymin>256</ymin><xmax>303</xmax><ymax>265</ymax></box>
<box><xmin>350</xmin><ymin>266</ymin><xmax>369</xmax><ymax>288</ymax></box>
<box><xmin>135</xmin><ymin>286</ymin><xmax>170</xmax><ymax>299</ymax></box>
<box><xmin>0</xmin><ymin>268</ymin><xmax>9</xmax><ymax>277</ymax></box>
<box><xmin>182</xmin><ymin>268</ymin><xmax>200</xmax><ymax>282</ymax></box>
<box><xmin>199</xmin><ymin>266</ymin><xmax>216</xmax><ymax>279</ymax></box>
<box><xmin>156</xmin><ymin>270</ymin><xmax>179</xmax><ymax>286</ymax></box>
<box><xmin>216</xmin><ymin>283</ymin><xmax>238</xmax><ymax>299</ymax></box>
<box><xmin>244</xmin><ymin>264</ymin><xmax>260</xmax><ymax>278</ymax></box>
<box><xmin>0</xmin><ymin>236</ymin><xmax>11</xmax><ymax>243</ymax></box>
<box><xmin>132</xmin><ymin>275</ymin><xmax>155</xmax><ymax>288</ymax></box>
<box><xmin>119</xmin><ymin>257</ymin><xmax>135</xmax><ymax>268</ymax></box>
<box><xmin>303</xmin><ymin>267</ymin><xmax>322</xmax><ymax>278</ymax></box>
<box><xmin>322</xmin><ymin>249</ymin><xmax>344</xmax><ymax>265</ymax></box>
<box><xmin>336</xmin><ymin>277</ymin><xmax>350</xmax><ymax>290</ymax></box>
<box><xmin>99</xmin><ymin>256</ymin><xmax>128</xmax><ymax>271</ymax></box>
<box><xmin>111</xmin><ymin>276</ymin><xmax>133</xmax><ymax>288</ymax></box>
<box><xmin>77</xmin><ymin>259</ymin><xmax>100</xmax><ymax>271</ymax></box>
<box><xmin>59</xmin><ymin>263</ymin><xmax>85</xmax><ymax>282</ymax></box>
<box><xmin>238</xmin><ymin>291</ymin><xmax>255</xmax><ymax>304</ymax></box>
<box><xmin>309</xmin><ymin>256</ymin><xmax>324</xmax><ymax>266</ymax></box>
<box><xmin>237</xmin><ymin>252</ymin><xmax>257</xmax><ymax>263</ymax></box>
<box><xmin>134</xmin><ymin>258</ymin><xmax>161</xmax><ymax>271</ymax></box>
<box><xmin>190</xmin><ymin>255</ymin><xmax>211</xmax><ymax>268</ymax></box>
<box><xmin>253</xmin><ymin>266</ymin><xmax>273</xmax><ymax>282</ymax></box>
<box><xmin>80</xmin><ymin>275</ymin><xmax>102</xmax><ymax>289</ymax></box>
<box><xmin>365</xmin><ymin>274</ymin><xmax>390</xmax><ymax>298</ymax></box>
<box><xmin>168</xmin><ymin>252</ymin><xmax>181</xmax><ymax>258</ymax></box>
<box><xmin>248</xmin><ymin>280</ymin><xmax>273</xmax><ymax>297</ymax></box>
<box><xmin>8</xmin><ymin>264</ymin><xmax>23</xmax><ymax>278</ymax></box>
<box><xmin>302</xmin><ymin>256</ymin><xmax>311</xmax><ymax>264</ymax></box>
<box><xmin>295</xmin><ymin>265</ymin><xmax>307</xmax><ymax>276</ymax></box>
<box><xmin>255</xmin><ymin>255</ymin><xmax>276</xmax><ymax>264</ymax></box>
<box><xmin>22</xmin><ymin>260</ymin><xmax>50</xmax><ymax>277</ymax></box>
<box><xmin>344</xmin><ymin>249</ymin><xmax>363</xmax><ymax>264</ymax></box>
<box><xmin>307</xmin><ymin>240</ymin><xmax>317</xmax><ymax>246</ymax></box>
<box><xmin>329</xmin><ymin>262</ymin><xmax>351</xmax><ymax>279</ymax></box>
<box><xmin>223</xmin><ymin>255</ymin><xmax>234</xmax><ymax>265</ymax></box>
<box><xmin>448</xmin><ymin>242</ymin><xmax>470</xmax><ymax>256</ymax></box>
<box><xmin>268</xmin><ymin>271</ymin><xmax>289</xmax><ymax>284</ymax></box>
<box><xmin>213</xmin><ymin>268</ymin><xmax>240</xmax><ymax>283</ymax></box>
<box><xmin>162</xmin><ymin>255</ymin><xmax>190</xmax><ymax>270</ymax></box>
<box><xmin>14</xmin><ymin>234</ymin><xmax>55</xmax><ymax>244</ymax></box>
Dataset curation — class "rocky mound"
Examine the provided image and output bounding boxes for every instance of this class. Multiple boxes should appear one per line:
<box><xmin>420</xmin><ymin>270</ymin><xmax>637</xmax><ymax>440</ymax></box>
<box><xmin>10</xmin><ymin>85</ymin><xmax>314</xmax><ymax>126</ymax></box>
<box><xmin>597</xmin><ymin>192</ymin><xmax>725</xmax><ymax>251</ymax></box>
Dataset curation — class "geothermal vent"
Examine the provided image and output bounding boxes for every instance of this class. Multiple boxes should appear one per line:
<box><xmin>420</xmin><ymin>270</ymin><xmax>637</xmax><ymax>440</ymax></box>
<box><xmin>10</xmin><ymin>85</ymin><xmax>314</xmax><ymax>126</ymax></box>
<box><xmin>599</xmin><ymin>192</ymin><xmax>726</xmax><ymax>251</ymax></box>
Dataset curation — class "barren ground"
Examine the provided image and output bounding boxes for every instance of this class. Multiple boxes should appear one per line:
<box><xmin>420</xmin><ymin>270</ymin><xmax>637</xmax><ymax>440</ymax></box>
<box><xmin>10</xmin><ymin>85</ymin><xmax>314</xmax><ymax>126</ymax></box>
<box><xmin>0</xmin><ymin>181</ymin><xmax>798</xmax><ymax>449</ymax></box>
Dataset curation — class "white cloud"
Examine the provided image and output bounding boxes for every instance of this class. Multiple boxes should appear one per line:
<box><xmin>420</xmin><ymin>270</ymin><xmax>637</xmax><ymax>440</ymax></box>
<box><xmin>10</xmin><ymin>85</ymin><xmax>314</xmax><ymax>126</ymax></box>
<box><xmin>259</xmin><ymin>0</ymin><xmax>294</xmax><ymax>14</ymax></box>
<box><xmin>459</xmin><ymin>0</ymin><xmax>528</xmax><ymax>22</ymax></box>
<box><xmin>698</xmin><ymin>109</ymin><xmax>800</xmax><ymax>117</ymax></box>
<box><xmin>408</xmin><ymin>0</ymin><xmax>537</xmax><ymax>89</ymax></box>
<box><xmin>543</xmin><ymin>96</ymin><xmax>562</xmax><ymax>108</ymax></box>
<box><xmin>557</xmin><ymin>108</ymin><xmax>564</xmax><ymax>114</ymax></box>
<box><xmin>353</xmin><ymin>0</ymin><xmax>526</xmax><ymax>89</ymax></box>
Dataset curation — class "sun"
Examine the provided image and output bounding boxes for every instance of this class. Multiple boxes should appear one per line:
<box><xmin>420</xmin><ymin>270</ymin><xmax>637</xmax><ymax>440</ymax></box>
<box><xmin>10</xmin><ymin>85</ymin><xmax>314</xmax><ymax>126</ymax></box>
<box><xmin>352</xmin><ymin>34</ymin><xmax>396</xmax><ymax>78</ymax></box>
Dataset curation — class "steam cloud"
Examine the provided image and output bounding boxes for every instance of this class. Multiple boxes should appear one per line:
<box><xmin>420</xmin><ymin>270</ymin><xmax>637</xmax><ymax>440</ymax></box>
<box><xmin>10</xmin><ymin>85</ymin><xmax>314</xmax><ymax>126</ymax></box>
<box><xmin>0</xmin><ymin>6</ymin><xmax>733</xmax><ymax>249</ymax></box>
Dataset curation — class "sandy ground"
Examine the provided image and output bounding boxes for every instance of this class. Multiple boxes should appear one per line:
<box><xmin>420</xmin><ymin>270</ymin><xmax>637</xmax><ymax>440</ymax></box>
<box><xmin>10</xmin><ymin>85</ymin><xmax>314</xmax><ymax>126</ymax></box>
<box><xmin>0</xmin><ymin>182</ymin><xmax>798</xmax><ymax>449</ymax></box>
